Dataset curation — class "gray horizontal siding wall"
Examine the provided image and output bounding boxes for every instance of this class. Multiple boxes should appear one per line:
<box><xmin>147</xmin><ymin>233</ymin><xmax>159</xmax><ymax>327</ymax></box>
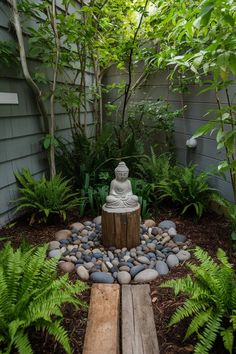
<box><xmin>0</xmin><ymin>2</ymin><xmax>94</xmax><ymax>227</ymax></box>
<box><xmin>103</xmin><ymin>65</ymin><xmax>234</xmax><ymax>202</ymax></box>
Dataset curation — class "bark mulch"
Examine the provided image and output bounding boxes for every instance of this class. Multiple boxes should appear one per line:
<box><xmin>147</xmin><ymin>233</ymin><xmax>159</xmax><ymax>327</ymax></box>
<box><xmin>0</xmin><ymin>209</ymin><xmax>234</xmax><ymax>354</ymax></box>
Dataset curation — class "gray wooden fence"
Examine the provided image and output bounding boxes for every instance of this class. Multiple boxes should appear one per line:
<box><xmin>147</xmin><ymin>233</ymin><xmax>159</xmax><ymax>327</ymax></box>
<box><xmin>0</xmin><ymin>1</ymin><xmax>94</xmax><ymax>227</ymax></box>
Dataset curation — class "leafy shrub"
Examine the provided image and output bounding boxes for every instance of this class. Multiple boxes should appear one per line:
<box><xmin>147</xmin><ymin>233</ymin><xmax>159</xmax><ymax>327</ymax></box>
<box><xmin>210</xmin><ymin>194</ymin><xmax>236</xmax><ymax>241</ymax></box>
<box><xmin>56</xmin><ymin>125</ymin><xmax>145</xmax><ymax>190</ymax></box>
<box><xmin>0</xmin><ymin>243</ymin><xmax>87</xmax><ymax>354</ymax></box>
<box><xmin>14</xmin><ymin>169</ymin><xmax>81</xmax><ymax>223</ymax></box>
<box><xmin>128</xmin><ymin>98</ymin><xmax>181</xmax><ymax>133</ymax></box>
<box><xmin>157</xmin><ymin>164</ymin><xmax>215</xmax><ymax>219</ymax></box>
<box><xmin>130</xmin><ymin>177</ymin><xmax>154</xmax><ymax>218</ymax></box>
<box><xmin>136</xmin><ymin>148</ymin><xmax>173</xmax><ymax>184</ymax></box>
<box><xmin>79</xmin><ymin>172</ymin><xmax>109</xmax><ymax>216</ymax></box>
<box><xmin>161</xmin><ymin>247</ymin><xmax>236</xmax><ymax>354</ymax></box>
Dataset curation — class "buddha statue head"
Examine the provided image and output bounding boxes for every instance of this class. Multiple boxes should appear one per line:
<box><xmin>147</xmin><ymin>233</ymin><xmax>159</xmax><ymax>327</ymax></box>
<box><xmin>115</xmin><ymin>161</ymin><xmax>129</xmax><ymax>182</ymax></box>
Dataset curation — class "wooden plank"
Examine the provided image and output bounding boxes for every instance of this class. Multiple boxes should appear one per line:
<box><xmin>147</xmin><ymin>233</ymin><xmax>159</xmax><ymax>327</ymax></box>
<box><xmin>122</xmin><ymin>284</ymin><xmax>159</xmax><ymax>354</ymax></box>
<box><xmin>83</xmin><ymin>284</ymin><xmax>120</xmax><ymax>354</ymax></box>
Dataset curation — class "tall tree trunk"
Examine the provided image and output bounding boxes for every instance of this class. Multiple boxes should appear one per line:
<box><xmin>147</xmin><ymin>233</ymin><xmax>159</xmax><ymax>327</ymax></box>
<box><xmin>48</xmin><ymin>0</ymin><xmax>60</xmax><ymax>178</ymax></box>
<box><xmin>7</xmin><ymin>0</ymin><xmax>49</xmax><ymax>132</ymax></box>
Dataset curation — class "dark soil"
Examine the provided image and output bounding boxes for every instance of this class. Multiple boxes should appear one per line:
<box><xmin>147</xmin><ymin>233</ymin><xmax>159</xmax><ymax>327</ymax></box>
<box><xmin>0</xmin><ymin>208</ymin><xmax>235</xmax><ymax>354</ymax></box>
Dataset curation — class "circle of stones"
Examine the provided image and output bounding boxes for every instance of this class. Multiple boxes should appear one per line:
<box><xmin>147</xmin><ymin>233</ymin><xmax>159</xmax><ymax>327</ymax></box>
<box><xmin>48</xmin><ymin>217</ymin><xmax>191</xmax><ymax>284</ymax></box>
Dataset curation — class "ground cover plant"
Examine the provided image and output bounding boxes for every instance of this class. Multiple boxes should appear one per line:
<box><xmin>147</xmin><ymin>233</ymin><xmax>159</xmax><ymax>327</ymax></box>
<box><xmin>14</xmin><ymin>169</ymin><xmax>81</xmax><ymax>224</ymax></box>
<box><xmin>0</xmin><ymin>242</ymin><xmax>87</xmax><ymax>354</ymax></box>
<box><xmin>161</xmin><ymin>247</ymin><xmax>236</xmax><ymax>354</ymax></box>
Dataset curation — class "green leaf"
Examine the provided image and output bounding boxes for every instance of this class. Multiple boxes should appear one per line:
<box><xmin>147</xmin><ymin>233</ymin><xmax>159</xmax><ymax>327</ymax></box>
<box><xmin>218</xmin><ymin>161</ymin><xmax>229</xmax><ymax>173</ymax></box>
<box><xmin>229</xmin><ymin>55</ymin><xmax>236</xmax><ymax>76</ymax></box>
<box><xmin>193</xmin><ymin>121</ymin><xmax>217</xmax><ymax>138</ymax></box>
<box><xmin>231</xmin><ymin>231</ymin><xmax>236</xmax><ymax>241</ymax></box>
<box><xmin>221</xmin><ymin>327</ymin><xmax>234</xmax><ymax>354</ymax></box>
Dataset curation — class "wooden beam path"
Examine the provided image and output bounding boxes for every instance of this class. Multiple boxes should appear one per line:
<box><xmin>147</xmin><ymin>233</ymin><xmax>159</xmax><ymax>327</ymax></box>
<box><xmin>122</xmin><ymin>284</ymin><xmax>160</xmax><ymax>354</ymax></box>
<box><xmin>82</xmin><ymin>283</ymin><xmax>159</xmax><ymax>354</ymax></box>
<box><xmin>82</xmin><ymin>284</ymin><xmax>120</xmax><ymax>354</ymax></box>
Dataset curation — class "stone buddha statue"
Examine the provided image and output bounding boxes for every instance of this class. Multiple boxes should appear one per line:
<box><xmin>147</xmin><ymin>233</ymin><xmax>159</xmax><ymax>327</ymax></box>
<box><xmin>103</xmin><ymin>161</ymin><xmax>139</xmax><ymax>212</ymax></box>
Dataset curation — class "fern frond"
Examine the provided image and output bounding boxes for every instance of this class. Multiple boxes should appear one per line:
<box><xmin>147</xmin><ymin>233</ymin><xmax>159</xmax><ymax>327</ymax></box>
<box><xmin>221</xmin><ymin>327</ymin><xmax>234</xmax><ymax>354</ymax></box>
<box><xmin>185</xmin><ymin>308</ymin><xmax>212</xmax><ymax>339</ymax></box>
<box><xmin>12</xmin><ymin>330</ymin><xmax>33</xmax><ymax>354</ymax></box>
<box><xmin>42</xmin><ymin>321</ymin><xmax>72</xmax><ymax>354</ymax></box>
<box><xmin>169</xmin><ymin>299</ymin><xmax>208</xmax><ymax>326</ymax></box>
<box><xmin>194</xmin><ymin>313</ymin><xmax>223</xmax><ymax>354</ymax></box>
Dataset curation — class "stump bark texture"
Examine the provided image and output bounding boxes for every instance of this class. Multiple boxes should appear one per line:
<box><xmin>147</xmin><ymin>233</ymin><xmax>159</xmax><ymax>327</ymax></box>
<box><xmin>102</xmin><ymin>207</ymin><xmax>140</xmax><ymax>249</ymax></box>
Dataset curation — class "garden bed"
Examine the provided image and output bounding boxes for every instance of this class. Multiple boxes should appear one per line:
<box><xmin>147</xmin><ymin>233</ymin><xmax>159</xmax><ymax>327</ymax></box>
<box><xmin>0</xmin><ymin>208</ymin><xmax>233</xmax><ymax>354</ymax></box>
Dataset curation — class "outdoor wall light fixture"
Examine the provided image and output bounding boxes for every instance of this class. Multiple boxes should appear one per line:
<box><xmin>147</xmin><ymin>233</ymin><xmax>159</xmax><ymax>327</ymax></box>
<box><xmin>186</xmin><ymin>137</ymin><xmax>197</xmax><ymax>149</ymax></box>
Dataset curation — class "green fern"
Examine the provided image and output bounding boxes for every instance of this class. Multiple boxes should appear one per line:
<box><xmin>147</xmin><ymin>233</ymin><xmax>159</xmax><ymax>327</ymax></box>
<box><xmin>14</xmin><ymin>169</ymin><xmax>82</xmax><ymax>223</ymax></box>
<box><xmin>0</xmin><ymin>243</ymin><xmax>87</xmax><ymax>354</ymax></box>
<box><xmin>160</xmin><ymin>247</ymin><xmax>236</xmax><ymax>354</ymax></box>
<box><xmin>157</xmin><ymin>164</ymin><xmax>216</xmax><ymax>219</ymax></box>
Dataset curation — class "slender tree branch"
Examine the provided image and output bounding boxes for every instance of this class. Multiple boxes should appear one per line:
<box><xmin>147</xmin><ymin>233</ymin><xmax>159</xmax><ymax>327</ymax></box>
<box><xmin>121</xmin><ymin>0</ymin><xmax>149</xmax><ymax>126</ymax></box>
<box><xmin>7</xmin><ymin>0</ymin><xmax>49</xmax><ymax>132</ymax></box>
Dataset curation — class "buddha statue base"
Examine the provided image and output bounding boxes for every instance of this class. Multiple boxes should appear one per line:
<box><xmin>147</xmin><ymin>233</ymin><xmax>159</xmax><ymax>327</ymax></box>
<box><xmin>102</xmin><ymin>204</ymin><xmax>140</xmax><ymax>249</ymax></box>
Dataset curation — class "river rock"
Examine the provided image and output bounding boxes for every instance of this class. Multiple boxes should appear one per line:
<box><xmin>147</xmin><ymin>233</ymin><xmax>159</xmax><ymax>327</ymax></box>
<box><xmin>161</xmin><ymin>235</ymin><xmax>171</xmax><ymax>245</ymax></box>
<box><xmin>176</xmin><ymin>250</ymin><xmax>191</xmax><ymax>262</ymax></box>
<box><xmin>101</xmin><ymin>262</ymin><xmax>109</xmax><ymax>272</ymax></box>
<box><xmin>117</xmin><ymin>271</ymin><xmax>131</xmax><ymax>284</ymax></box>
<box><xmin>55</xmin><ymin>229</ymin><xmax>72</xmax><ymax>241</ymax></box>
<box><xmin>58</xmin><ymin>261</ymin><xmax>75</xmax><ymax>273</ymax></box>
<box><xmin>147</xmin><ymin>243</ymin><xmax>156</xmax><ymax>252</ymax></box>
<box><xmin>156</xmin><ymin>261</ymin><xmax>169</xmax><ymax>275</ymax></box>
<box><xmin>137</xmin><ymin>256</ymin><xmax>150</xmax><ymax>265</ymax></box>
<box><xmin>48</xmin><ymin>241</ymin><xmax>61</xmax><ymax>250</ymax></box>
<box><xmin>48</xmin><ymin>249</ymin><xmax>61</xmax><ymax>258</ymax></box>
<box><xmin>76</xmin><ymin>266</ymin><xmax>89</xmax><ymax>281</ymax></box>
<box><xmin>173</xmin><ymin>234</ymin><xmax>187</xmax><ymax>244</ymax></box>
<box><xmin>90</xmin><ymin>272</ymin><xmax>114</xmax><ymax>284</ymax></box>
<box><xmin>70</xmin><ymin>222</ymin><xmax>84</xmax><ymax>232</ymax></box>
<box><xmin>144</xmin><ymin>219</ymin><xmax>156</xmax><ymax>228</ymax></box>
<box><xmin>166</xmin><ymin>254</ymin><xmax>180</xmax><ymax>268</ymax></box>
<box><xmin>130</xmin><ymin>265</ymin><xmax>146</xmax><ymax>278</ymax></box>
<box><xmin>119</xmin><ymin>266</ymin><xmax>130</xmax><ymax>272</ymax></box>
<box><xmin>93</xmin><ymin>215</ymin><xmax>102</xmax><ymax>225</ymax></box>
<box><xmin>84</xmin><ymin>262</ymin><xmax>95</xmax><ymax>270</ymax></box>
<box><xmin>134</xmin><ymin>269</ymin><xmax>159</xmax><ymax>283</ymax></box>
<box><xmin>158</xmin><ymin>220</ymin><xmax>176</xmax><ymax>230</ymax></box>
<box><xmin>168</xmin><ymin>227</ymin><xmax>177</xmax><ymax>236</ymax></box>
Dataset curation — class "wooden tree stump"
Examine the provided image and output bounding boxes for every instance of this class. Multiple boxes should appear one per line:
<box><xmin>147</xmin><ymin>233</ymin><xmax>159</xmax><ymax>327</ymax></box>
<box><xmin>102</xmin><ymin>207</ymin><xmax>140</xmax><ymax>249</ymax></box>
